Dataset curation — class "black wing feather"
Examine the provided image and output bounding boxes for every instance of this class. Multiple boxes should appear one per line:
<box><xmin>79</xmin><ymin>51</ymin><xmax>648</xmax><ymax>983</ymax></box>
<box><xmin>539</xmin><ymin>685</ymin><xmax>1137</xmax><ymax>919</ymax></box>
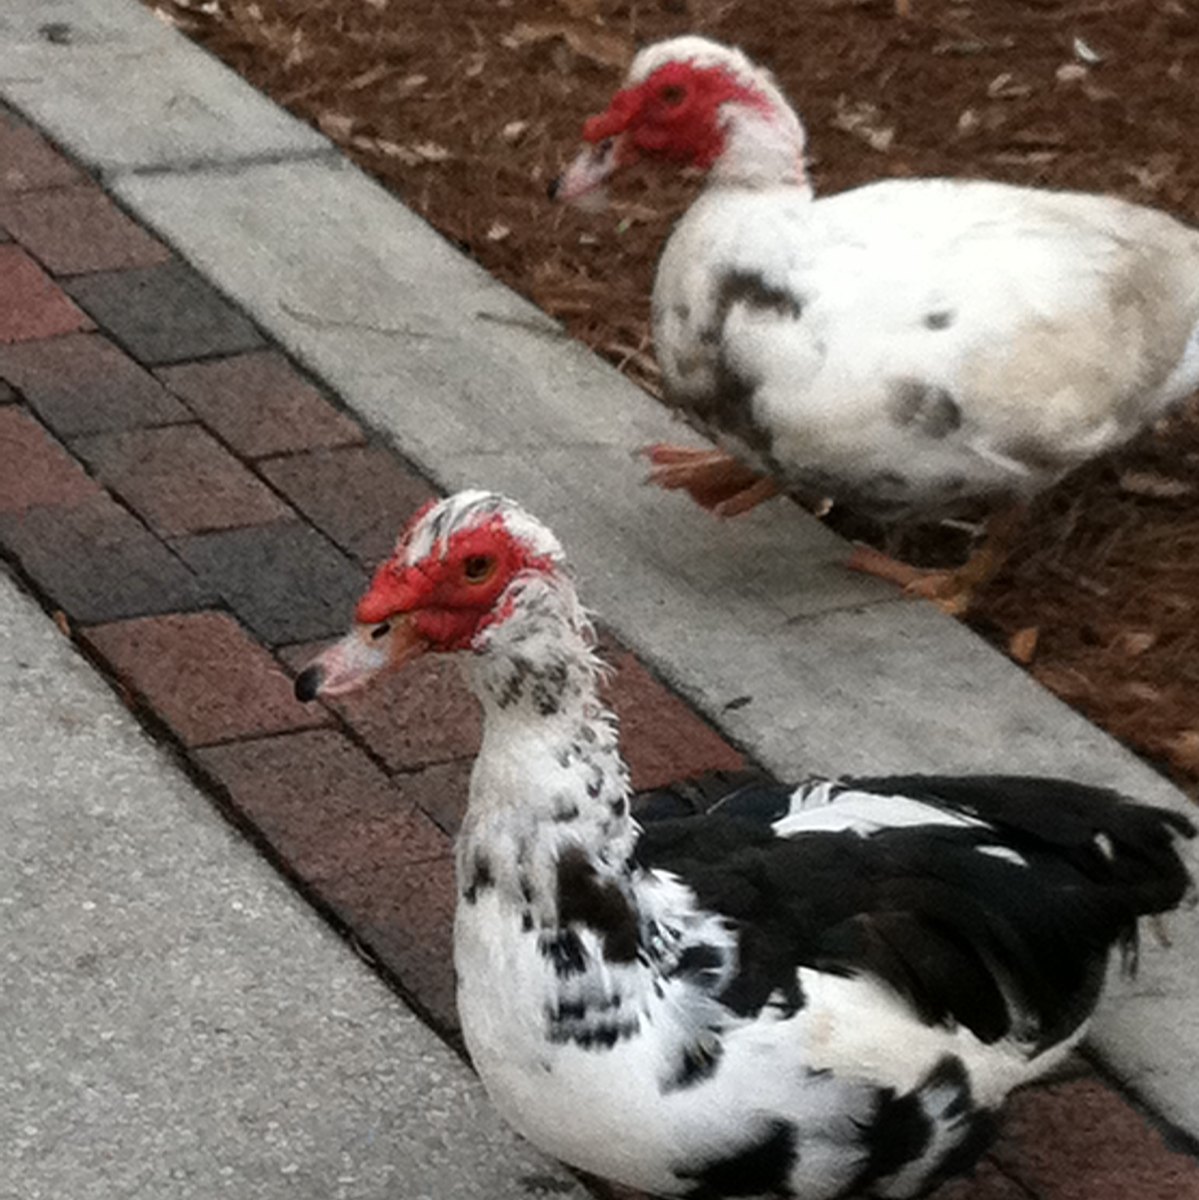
<box><xmin>635</xmin><ymin>774</ymin><xmax>1194</xmax><ymax>1046</ymax></box>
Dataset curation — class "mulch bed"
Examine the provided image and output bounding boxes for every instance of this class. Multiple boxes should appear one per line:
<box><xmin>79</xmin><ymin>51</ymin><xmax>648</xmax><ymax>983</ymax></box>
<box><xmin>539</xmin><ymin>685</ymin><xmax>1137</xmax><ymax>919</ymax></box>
<box><xmin>147</xmin><ymin>0</ymin><xmax>1199</xmax><ymax>795</ymax></box>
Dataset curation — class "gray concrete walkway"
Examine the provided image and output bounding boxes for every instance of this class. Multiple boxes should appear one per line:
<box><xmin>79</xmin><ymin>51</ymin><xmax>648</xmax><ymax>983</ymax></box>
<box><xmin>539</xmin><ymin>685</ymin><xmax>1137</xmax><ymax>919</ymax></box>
<box><xmin>0</xmin><ymin>566</ymin><xmax>584</xmax><ymax>1200</ymax></box>
<box><xmin>2</xmin><ymin>0</ymin><xmax>1199</xmax><ymax>1153</ymax></box>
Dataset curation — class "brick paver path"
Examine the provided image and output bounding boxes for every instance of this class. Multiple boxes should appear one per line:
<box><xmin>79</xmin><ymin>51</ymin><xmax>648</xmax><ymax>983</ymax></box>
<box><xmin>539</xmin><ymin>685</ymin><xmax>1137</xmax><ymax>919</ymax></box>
<box><xmin>2</xmin><ymin>103</ymin><xmax>1198</xmax><ymax>1200</ymax></box>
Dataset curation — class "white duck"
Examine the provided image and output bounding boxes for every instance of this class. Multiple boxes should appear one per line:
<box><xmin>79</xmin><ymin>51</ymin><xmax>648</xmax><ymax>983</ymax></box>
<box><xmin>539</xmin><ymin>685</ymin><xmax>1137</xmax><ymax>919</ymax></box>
<box><xmin>552</xmin><ymin>37</ymin><xmax>1199</xmax><ymax>611</ymax></box>
<box><xmin>296</xmin><ymin>490</ymin><xmax>1194</xmax><ymax>1200</ymax></box>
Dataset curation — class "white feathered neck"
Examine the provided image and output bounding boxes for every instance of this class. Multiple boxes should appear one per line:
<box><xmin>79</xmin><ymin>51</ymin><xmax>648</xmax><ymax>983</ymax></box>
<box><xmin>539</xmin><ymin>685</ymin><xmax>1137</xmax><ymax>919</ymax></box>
<box><xmin>457</xmin><ymin>570</ymin><xmax>636</xmax><ymax>918</ymax></box>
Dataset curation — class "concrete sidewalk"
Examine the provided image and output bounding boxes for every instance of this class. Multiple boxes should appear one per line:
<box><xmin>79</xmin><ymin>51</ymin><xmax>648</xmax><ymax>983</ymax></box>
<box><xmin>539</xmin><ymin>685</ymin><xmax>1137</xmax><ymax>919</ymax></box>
<box><xmin>0</xmin><ymin>566</ymin><xmax>584</xmax><ymax>1200</ymax></box>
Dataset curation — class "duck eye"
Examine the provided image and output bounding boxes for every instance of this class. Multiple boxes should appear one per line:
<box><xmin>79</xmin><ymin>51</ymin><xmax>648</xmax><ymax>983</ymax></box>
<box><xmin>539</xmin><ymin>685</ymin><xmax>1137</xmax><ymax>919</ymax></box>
<box><xmin>659</xmin><ymin>84</ymin><xmax>686</xmax><ymax>107</ymax></box>
<box><xmin>463</xmin><ymin>555</ymin><xmax>496</xmax><ymax>584</ymax></box>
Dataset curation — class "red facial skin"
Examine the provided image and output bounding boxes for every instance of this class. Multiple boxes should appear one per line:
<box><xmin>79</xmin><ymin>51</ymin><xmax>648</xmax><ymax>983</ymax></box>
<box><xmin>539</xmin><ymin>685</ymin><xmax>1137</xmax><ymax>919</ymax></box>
<box><xmin>356</xmin><ymin>515</ymin><xmax>553</xmax><ymax>651</ymax></box>
<box><xmin>582</xmin><ymin>61</ymin><xmax>773</xmax><ymax>170</ymax></box>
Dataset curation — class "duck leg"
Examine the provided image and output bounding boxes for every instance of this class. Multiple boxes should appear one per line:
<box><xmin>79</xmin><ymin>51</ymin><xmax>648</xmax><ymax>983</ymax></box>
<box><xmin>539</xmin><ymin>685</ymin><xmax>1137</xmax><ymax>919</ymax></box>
<box><xmin>642</xmin><ymin>445</ymin><xmax>781</xmax><ymax>517</ymax></box>
<box><xmin>847</xmin><ymin>503</ymin><xmax>1029</xmax><ymax>616</ymax></box>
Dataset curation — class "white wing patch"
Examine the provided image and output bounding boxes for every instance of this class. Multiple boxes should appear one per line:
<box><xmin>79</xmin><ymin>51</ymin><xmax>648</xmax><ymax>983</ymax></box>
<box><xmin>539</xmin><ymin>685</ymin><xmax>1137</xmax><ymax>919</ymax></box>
<box><xmin>975</xmin><ymin>844</ymin><xmax>1029</xmax><ymax>868</ymax></box>
<box><xmin>772</xmin><ymin>782</ymin><xmax>989</xmax><ymax>839</ymax></box>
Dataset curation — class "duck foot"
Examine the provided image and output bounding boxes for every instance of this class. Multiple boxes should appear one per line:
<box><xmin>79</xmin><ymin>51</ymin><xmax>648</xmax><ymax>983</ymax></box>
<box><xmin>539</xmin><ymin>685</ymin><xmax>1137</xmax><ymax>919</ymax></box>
<box><xmin>847</xmin><ymin>503</ymin><xmax>1029</xmax><ymax>616</ymax></box>
<box><xmin>846</xmin><ymin>545</ymin><xmax>978</xmax><ymax>616</ymax></box>
<box><xmin>641</xmin><ymin>445</ymin><xmax>781</xmax><ymax>517</ymax></box>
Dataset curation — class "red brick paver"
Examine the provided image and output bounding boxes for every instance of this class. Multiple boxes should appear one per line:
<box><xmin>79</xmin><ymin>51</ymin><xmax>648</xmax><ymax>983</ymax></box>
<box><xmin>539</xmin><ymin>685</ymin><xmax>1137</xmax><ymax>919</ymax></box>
<box><xmin>0</xmin><ymin>333</ymin><xmax>188</xmax><ymax>435</ymax></box>
<box><xmin>0</xmin><ymin>494</ymin><xmax>212</xmax><ymax>622</ymax></box>
<box><xmin>196</xmin><ymin>730</ymin><xmax>459</xmax><ymax>1029</ymax></box>
<box><xmin>83</xmin><ymin>611</ymin><xmax>329</xmax><ymax>745</ymax></box>
<box><xmin>0</xmin><ymin>185</ymin><xmax>171</xmax><ymax>274</ymax></box>
<box><xmin>64</xmin><ymin>261</ymin><xmax>264</xmax><ymax>364</ymax></box>
<box><xmin>0</xmin><ymin>406</ymin><xmax>101</xmax><ymax>512</ymax></box>
<box><xmin>0</xmin><ymin>111</ymin><xmax>82</xmax><ymax>192</ymax></box>
<box><xmin>158</xmin><ymin>351</ymin><xmax>363</xmax><ymax>457</ymax></box>
<box><xmin>995</xmin><ymin>1079</ymin><xmax>1199</xmax><ymax>1200</ymax></box>
<box><xmin>0</xmin><ymin>245</ymin><xmax>91</xmax><ymax>343</ymax></box>
<box><xmin>259</xmin><ymin>444</ymin><xmax>434</xmax><ymax>565</ymax></box>
<box><xmin>171</xmin><ymin>520</ymin><xmax>365</xmax><ymax>645</ymax></box>
<box><xmin>195</xmin><ymin>728</ymin><xmax>451</xmax><ymax>869</ymax></box>
<box><xmin>604</xmin><ymin>647</ymin><xmax>745</xmax><ymax>789</ymax></box>
<box><xmin>73</xmin><ymin>424</ymin><xmax>289</xmax><ymax>537</ymax></box>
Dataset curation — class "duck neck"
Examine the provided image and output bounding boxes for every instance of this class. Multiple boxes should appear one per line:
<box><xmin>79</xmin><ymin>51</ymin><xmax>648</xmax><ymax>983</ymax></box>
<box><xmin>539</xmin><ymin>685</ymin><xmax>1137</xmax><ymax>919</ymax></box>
<box><xmin>707</xmin><ymin>95</ymin><xmax>812</xmax><ymax>194</ymax></box>
<box><xmin>456</xmin><ymin>576</ymin><xmax>636</xmax><ymax>923</ymax></box>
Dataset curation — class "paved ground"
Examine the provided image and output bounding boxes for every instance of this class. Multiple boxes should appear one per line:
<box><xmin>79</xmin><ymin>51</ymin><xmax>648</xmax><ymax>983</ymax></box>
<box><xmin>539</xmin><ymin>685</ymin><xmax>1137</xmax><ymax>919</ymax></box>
<box><xmin>2</xmin><ymin>1</ymin><xmax>1199</xmax><ymax>1197</ymax></box>
<box><xmin>0</xmin><ymin>569</ymin><xmax>588</xmax><ymax>1200</ymax></box>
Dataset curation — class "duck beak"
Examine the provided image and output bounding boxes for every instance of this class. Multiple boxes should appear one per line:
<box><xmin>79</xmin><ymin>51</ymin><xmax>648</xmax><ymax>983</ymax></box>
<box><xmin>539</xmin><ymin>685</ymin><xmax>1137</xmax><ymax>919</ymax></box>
<box><xmin>549</xmin><ymin>137</ymin><xmax>622</xmax><ymax>205</ymax></box>
<box><xmin>294</xmin><ymin>615</ymin><xmax>428</xmax><ymax>702</ymax></box>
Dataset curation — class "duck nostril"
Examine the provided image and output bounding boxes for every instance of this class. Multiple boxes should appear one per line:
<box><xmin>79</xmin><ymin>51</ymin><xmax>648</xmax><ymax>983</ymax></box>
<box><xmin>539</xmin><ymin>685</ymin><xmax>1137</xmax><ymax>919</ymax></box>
<box><xmin>370</xmin><ymin>622</ymin><xmax>392</xmax><ymax>641</ymax></box>
<box><xmin>294</xmin><ymin>665</ymin><xmax>323</xmax><ymax>702</ymax></box>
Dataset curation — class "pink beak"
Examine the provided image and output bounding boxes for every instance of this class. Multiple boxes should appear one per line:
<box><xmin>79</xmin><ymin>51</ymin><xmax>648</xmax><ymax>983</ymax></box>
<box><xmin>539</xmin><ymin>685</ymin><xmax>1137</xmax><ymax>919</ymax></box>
<box><xmin>549</xmin><ymin>138</ymin><xmax>620</xmax><ymax>205</ymax></box>
<box><xmin>294</xmin><ymin>615</ymin><xmax>428</xmax><ymax>702</ymax></box>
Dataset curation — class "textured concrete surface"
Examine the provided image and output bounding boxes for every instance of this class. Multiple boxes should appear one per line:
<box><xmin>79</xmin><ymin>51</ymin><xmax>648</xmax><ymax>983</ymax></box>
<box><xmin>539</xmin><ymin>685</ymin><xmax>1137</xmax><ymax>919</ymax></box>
<box><xmin>0</xmin><ymin>565</ymin><xmax>585</xmax><ymax>1200</ymax></box>
<box><xmin>1</xmin><ymin>0</ymin><xmax>1198</xmax><ymax>1147</ymax></box>
<box><xmin>0</xmin><ymin>0</ymin><xmax>330</xmax><ymax>175</ymax></box>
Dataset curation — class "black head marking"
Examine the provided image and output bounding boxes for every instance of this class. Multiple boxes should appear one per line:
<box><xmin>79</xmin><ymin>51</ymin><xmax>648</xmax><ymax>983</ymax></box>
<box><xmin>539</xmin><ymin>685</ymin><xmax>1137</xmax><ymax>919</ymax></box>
<box><xmin>463</xmin><ymin>856</ymin><xmax>494</xmax><ymax>905</ymax></box>
<box><xmin>552</xmin><ymin>795</ymin><xmax>581</xmax><ymax>823</ymax></box>
<box><xmin>670</xmin><ymin>943</ymin><xmax>726</xmax><ymax>984</ymax></box>
<box><xmin>854</xmin><ymin>1087</ymin><xmax>934</xmax><ymax>1192</ymax></box>
<box><xmin>678</xmin><ymin>1119</ymin><xmax>798</xmax><ymax>1198</ymax></box>
<box><xmin>556</xmin><ymin>846</ymin><xmax>640</xmax><ymax>963</ymax></box>
<box><xmin>924</xmin><ymin>310</ymin><xmax>955</xmax><ymax>331</ymax></box>
<box><xmin>716</xmin><ymin>269</ymin><xmax>803</xmax><ymax>322</ymax></box>
<box><xmin>888</xmin><ymin>379</ymin><xmax>963</xmax><ymax>439</ymax></box>
<box><xmin>662</xmin><ymin>1036</ymin><xmax>723</xmax><ymax>1093</ymax></box>
<box><xmin>538</xmin><ymin>929</ymin><xmax>587</xmax><ymax>977</ymax></box>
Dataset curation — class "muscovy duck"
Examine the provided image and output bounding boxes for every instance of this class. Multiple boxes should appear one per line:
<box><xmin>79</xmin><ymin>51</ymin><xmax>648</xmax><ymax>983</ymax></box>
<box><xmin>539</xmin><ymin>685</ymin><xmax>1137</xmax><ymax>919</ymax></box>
<box><xmin>295</xmin><ymin>490</ymin><xmax>1193</xmax><ymax>1199</ymax></box>
<box><xmin>552</xmin><ymin>36</ymin><xmax>1199</xmax><ymax>611</ymax></box>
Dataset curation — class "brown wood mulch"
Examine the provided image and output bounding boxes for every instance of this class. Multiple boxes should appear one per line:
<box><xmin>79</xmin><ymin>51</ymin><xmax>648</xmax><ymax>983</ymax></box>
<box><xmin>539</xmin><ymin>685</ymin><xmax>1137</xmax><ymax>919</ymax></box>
<box><xmin>147</xmin><ymin>0</ymin><xmax>1199</xmax><ymax>796</ymax></box>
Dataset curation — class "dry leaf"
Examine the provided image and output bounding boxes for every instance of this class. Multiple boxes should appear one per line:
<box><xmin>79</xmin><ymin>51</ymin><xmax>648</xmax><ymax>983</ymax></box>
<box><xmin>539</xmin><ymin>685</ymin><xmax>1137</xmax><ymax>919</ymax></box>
<box><xmin>1118</xmin><ymin>470</ymin><xmax>1193</xmax><ymax>499</ymax></box>
<box><xmin>501</xmin><ymin>120</ymin><xmax>529</xmax><ymax>143</ymax></box>
<box><xmin>1055</xmin><ymin>63</ymin><xmax>1088</xmax><ymax>85</ymax></box>
<box><xmin>509</xmin><ymin>20</ymin><xmax>632</xmax><ymax>70</ymax></box>
<box><xmin>831</xmin><ymin>97</ymin><xmax>895</xmax><ymax>152</ymax></box>
<box><xmin>987</xmin><ymin>72</ymin><xmax>1033</xmax><ymax>99</ymax></box>
<box><xmin>1072</xmin><ymin>35</ymin><xmax>1104</xmax><ymax>64</ymax></box>
<box><xmin>345</xmin><ymin>63</ymin><xmax>395</xmax><ymax>92</ymax></box>
<box><xmin>992</xmin><ymin>150</ymin><xmax>1060</xmax><ymax>166</ymax></box>
<box><xmin>411</xmin><ymin>140</ymin><xmax>451</xmax><ymax>162</ymax></box>
<box><xmin>487</xmin><ymin>222</ymin><xmax>512</xmax><ymax>241</ymax></box>
<box><xmin>1168</xmin><ymin>731</ymin><xmax>1199</xmax><ymax>771</ymax></box>
<box><xmin>554</xmin><ymin>0</ymin><xmax>604</xmax><ymax>15</ymax></box>
<box><xmin>1124</xmin><ymin>154</ymin><xmax>1178</xmax><ymax>191</ymax></box>
<box><xmin>1113</xmin><ymin>630</ymin><xmax>1157</xmax><ymax>656</ymax></box>
<box><xmin>1008</xmin><ymin>626</ymin><xmax>1039</xmax><ymax>664</ymax></box>
<box><xmin>318</xmin><ymin>111</ymin><xmax>355</xmax><ymax>140</ymax></box>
